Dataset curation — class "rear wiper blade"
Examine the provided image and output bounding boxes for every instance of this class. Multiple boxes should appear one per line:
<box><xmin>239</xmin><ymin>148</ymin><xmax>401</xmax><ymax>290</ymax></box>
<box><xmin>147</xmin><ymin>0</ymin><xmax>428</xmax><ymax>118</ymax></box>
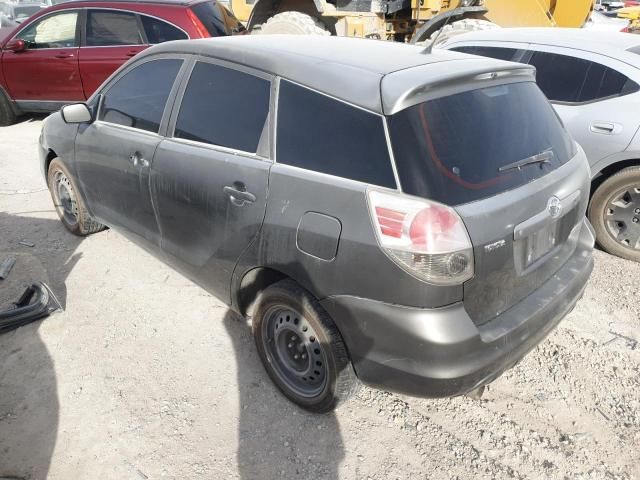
<box><xmin>499</xmin><ymin>150</ymin><xmax>554</xmax><ymax>172</ymax></box>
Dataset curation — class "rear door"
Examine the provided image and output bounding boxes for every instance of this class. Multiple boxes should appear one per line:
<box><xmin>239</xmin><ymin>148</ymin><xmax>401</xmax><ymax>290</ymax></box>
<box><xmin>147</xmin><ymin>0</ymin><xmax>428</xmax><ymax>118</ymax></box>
<box><xmin>2</xmin><ymin>9</ymin><xmax>83</xmax><ymax>101</ymax></box>
<box><xmin>75</xmin><ymin>56</ymin><xmax>185</xmax><ymax>246</ymax></box>
<box><xmin>150</xmin><ymin>58</ymin><xmax>271</xmax><ymax>301</ymax></box>
<box><xmin>525</xmin><ymin>46</ymin><xmax>640</xmax><ymax>167</ymax></box>
<box><xmin>78</xmin><ymin>8</ymin><xmax>148</xmax><ymax>98</ymax></box>
<box><xmin>387</xmin><ymin>80</ymin><xmax>591</xmax><ymax>325</ymax></box>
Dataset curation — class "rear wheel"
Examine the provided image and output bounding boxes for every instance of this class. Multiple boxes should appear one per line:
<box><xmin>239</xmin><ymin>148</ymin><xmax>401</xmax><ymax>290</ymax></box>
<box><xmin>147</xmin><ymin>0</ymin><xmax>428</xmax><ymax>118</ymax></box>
<box><xmin>257</xmin><ymin>11</ymin><xmax>330</xmax><ymax>35</ymax></box>
<box><xmin>252</xmin><ymin>280</ymin><xmax>358</xmax><ymax>412</ymax></box>
<box><xmin>0</xmin><ymin>89</ymin><xmax>17</xmax><ymax>127</ymax></box>
<box><xmin>588</xmin><ymin>166</ymin><xmax>640</xmax><ymax>262</ymax></box>
<box><xmin>47</xmin><ymin>158</ymin><xmax>105</xmax><ymax>236</ymax></box>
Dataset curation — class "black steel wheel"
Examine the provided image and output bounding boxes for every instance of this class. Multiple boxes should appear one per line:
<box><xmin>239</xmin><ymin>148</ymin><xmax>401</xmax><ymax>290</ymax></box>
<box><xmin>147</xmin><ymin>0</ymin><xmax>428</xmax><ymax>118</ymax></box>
<box><xmin>47</xmin><ymin>158</ymin><xmax>105</xmax><ymax>236</ymax></box>
<box><xmin>253</xmin><ymin>280</ymin><xmax>358</xmax><ymax>413</ymax></box>
<box><xmin>589</xmin><ymin>166</ymin><xmax>640</xmax><ymax>262</ymax></box>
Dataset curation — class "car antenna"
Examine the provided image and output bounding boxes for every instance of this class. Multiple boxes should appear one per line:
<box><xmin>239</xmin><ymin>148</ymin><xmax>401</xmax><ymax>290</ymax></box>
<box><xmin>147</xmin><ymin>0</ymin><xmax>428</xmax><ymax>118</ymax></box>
<box><xmin>422</xmin><ymin>13</ymin><xmax>455</xmax><ymax>54</ymax></box>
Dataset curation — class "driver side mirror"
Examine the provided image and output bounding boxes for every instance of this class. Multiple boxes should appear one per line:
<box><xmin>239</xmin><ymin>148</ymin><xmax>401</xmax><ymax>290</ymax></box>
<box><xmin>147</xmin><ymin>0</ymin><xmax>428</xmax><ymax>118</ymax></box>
<box><xmin>4</xmin><ymin>39</ymin><xmax>26</xmax><ymax>52</ymax></box>
<box><xmin>61</xmin><ymin>103</ymin><xmax>92</xmax><ymax>124</ymax></box>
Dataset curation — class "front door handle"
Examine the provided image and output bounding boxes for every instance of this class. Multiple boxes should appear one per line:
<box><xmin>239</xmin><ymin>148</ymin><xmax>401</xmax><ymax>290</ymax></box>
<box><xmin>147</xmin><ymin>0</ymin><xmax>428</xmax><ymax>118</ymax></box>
<box><xmin>128</xmin><ymin>152</ymin><xmax>149</xmax><ymax>168</ymax></box>
<box><xmin>224</xmin><ymin>185</ymin><xmax>256</xmax><ymax>206</ymax></box>
<box><xmin>54</xmin><ymin>52</ymin><xmax>74</xmax><ymax>59</ymax></box>
<box><xmin>590</xmin><ymin>122</ymin><xmax>619</xmax><ymax>135</ymax></box>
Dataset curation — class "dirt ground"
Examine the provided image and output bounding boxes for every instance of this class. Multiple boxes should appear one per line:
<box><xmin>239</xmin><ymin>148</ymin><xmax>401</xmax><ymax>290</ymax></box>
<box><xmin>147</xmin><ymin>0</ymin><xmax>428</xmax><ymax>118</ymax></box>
<box><xmin>0</xmin><ymin>118</ymin><xmax>639</xmax><ymax>480</ymax></box>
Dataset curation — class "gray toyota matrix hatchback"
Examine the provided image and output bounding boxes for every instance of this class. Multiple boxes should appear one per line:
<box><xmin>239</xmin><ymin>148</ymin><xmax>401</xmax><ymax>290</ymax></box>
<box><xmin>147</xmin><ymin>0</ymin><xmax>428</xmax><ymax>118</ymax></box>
<box><xmin>40</xmin><ymin>35</ymin><xmax>595</xmax><ymax>412</ymax></box>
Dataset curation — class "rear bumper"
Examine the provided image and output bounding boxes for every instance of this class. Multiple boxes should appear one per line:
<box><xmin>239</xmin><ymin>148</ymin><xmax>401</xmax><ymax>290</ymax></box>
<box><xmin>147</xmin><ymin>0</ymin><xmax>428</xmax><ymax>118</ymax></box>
<box><xmin>320</xmin><ymin>218</ymin><xmax>595</xmax><ymax>398</ymax></box>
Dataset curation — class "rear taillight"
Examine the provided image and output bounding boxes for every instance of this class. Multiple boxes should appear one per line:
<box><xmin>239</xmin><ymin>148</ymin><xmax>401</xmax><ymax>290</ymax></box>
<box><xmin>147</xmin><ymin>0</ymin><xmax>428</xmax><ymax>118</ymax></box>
<box><xmin>367</xmin><ymin>189</ymin><xmax>474</xmax><ymax>285</ymax></box>
<box><xmin>187</xmin><ymin>8</ymin><xmax>210</xmax><ymax>38</ymax></box>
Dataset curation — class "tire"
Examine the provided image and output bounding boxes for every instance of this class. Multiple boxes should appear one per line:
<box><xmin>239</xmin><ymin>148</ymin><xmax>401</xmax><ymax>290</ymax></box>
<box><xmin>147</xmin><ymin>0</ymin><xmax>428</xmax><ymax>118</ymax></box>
<box><xmin>47</xmin><ymin>158</ymin><xmax>105</xmax><ymax>236</ymax></box>
<box><xmin>588</xmin><ymin>166</ymin><xmax>640</xmax><ymax>262</ymax></box>
<box><xmin>432</xmin><ymin>19</ymin><xmax>500</xmax><ymax>46</ymax></box>
<box><xmin>257</xmin><ymin>11</ymin><xmax>330</xmax><ymax>36</ymax></box>
<box><xmin>252</xmin><ymin>279</ymin><xmax>358</xmax><ymax>413</ymax></box>
<box><xmin>0</xmin><ymin>89</ymin><xmax>17</xmax><ymax>127</ymax></box>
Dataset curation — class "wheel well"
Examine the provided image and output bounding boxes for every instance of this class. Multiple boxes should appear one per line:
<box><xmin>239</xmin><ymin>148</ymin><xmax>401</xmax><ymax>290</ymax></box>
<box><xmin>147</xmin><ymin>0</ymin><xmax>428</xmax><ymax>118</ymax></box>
<box><xmin>45</xmin><ymin>149</ymin><xmax>57</xmax><ymax>175</ymax></box>
<box><xmin>592</xmin><ymin>158</ymin><xmax>640</xmax><ymax>196</ymax></box>
<box><xmin>236</xmin><ymin>267</ymin><xmax>290</xmax><ymax>317</ymax></box>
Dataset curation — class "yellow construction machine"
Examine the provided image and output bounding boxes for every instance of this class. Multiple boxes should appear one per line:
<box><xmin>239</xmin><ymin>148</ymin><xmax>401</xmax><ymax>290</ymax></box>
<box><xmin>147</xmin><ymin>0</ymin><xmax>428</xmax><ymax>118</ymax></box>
<box><xmin>617</xmin><ymin>5</ymin><xmax>640</xmax><ymax>33</ymax></box>
<box><xmin>228</xmin><ymin>0</ymin><xmax>595</xmax><ymax>43</ymax></box>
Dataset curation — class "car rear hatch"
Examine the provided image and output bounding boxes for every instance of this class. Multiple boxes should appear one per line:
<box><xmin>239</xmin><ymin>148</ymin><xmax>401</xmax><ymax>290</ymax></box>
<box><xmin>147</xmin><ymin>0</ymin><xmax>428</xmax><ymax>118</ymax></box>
<box><xmin>385</xmin><ymin>65</ymin><xmax>591</xmax><ymax>325</ymax></box>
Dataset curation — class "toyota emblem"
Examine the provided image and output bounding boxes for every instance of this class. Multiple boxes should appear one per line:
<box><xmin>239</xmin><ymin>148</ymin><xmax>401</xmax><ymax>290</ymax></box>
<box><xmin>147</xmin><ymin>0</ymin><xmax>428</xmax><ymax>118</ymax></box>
<box><xmin>547</xmin><ymin>196</ymin><xmax>562</xmax><ymax>219</ymax></box>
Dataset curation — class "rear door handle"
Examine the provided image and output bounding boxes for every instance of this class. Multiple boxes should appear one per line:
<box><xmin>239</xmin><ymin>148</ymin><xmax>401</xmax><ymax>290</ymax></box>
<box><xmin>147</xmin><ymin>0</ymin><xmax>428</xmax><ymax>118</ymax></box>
<box><xmin>224</xmin><ymin>185</ymin><xmax>256</xmax><ymax>206</ymax></box>
<box><xmin>125</xmin><ymin>50</ymin><xmax>139</xmax><ymax>57</ymax></box>
<box><xmin>590</xmin><ymin>122</ymin><xmax>618</xmax><ymax>134</ymax></box>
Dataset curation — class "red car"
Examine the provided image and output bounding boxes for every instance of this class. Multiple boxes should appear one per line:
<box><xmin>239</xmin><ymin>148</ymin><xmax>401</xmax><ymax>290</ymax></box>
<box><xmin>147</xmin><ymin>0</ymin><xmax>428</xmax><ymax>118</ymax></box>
<box><xmin>0</xmin><ymin>0</ymin><xmax>244</xmax><ymax>125</ymax></box>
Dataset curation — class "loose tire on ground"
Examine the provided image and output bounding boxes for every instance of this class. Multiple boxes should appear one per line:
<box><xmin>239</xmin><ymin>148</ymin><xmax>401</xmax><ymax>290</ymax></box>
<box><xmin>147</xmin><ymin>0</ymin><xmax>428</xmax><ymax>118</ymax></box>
<box><xmin>256</xmin><ymin>11</ymin><xmax>330</xmax><ymax>36</ymax></box>
<box><xmin>252</xmin><ymin>279</ymin><xmax>358</xmax><ymax>412</ymax></box>
<box><xmin>47</xmin><ymin>158</ymin><xmax>105</xmax><ymax>236</ymax></box>
<box><xmin>0</xmin><ymin>88</ymin><xmax>17</xmax><ymax>127</ymax></box>
<box><xmin>588</xmin><ymin>166</ymin><xmax>640</xmax><ymax>262</ymax></box>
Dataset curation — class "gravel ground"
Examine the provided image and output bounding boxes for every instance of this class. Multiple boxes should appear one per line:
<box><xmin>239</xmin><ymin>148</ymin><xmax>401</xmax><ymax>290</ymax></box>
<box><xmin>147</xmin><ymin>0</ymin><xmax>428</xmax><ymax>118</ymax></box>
<box><xmin>0</xmin><ymin>118</ymin><xmax>639</xmax><ymax>480</ymax></box>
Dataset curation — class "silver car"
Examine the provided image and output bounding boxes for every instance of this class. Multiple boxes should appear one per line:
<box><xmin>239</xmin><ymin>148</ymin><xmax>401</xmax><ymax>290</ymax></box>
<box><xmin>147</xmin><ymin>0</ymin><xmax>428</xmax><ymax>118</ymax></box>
<box><xmin>441</xmin><ymin>28</ymin><xmax>640</xmax><ymax>262</ymax></box>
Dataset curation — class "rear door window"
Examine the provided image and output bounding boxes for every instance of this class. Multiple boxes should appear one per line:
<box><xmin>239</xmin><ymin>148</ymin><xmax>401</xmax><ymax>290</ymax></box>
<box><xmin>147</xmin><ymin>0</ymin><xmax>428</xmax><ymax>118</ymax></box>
<box><xmin>140</xmin><ymin>15</ymin><xmax>188</xmax><ymax>43</ymax></box>
<box><xmin>174</xmin><ymin>61</ymin><xmax>270</xmax><ymax>153</ymax></box>
<box><xmin>86</xmin><ymin>10</ymin><xmax>143</xmax><ymax>46</ymax></box>
<box><xmin>387</xmin><ymin>82</ymin><xmax>575</xmax><ymax>205</ymax></box>
<box><xmin>528</xmin><ymin>51</ymin><xmax>639</xmax><ymax>103</ymax></box>
<box><xmin>99</xmin><ymin>58</ymin><xmax>183</xmax><ymax>133</ymax></box>
<box><xmin>276</xmin><ymin>80</ymin><xmax>396</xmax><ymax>189</ymax></box>
<box><xmin>451</xmin><ymin>45</ymin><xmax>520</xmax><ymax>62</ymax></box>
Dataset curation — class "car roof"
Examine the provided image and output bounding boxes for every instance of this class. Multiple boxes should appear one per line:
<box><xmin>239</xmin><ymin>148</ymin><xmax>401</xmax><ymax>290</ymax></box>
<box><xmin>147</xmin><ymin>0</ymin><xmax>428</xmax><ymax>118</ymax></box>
<box><xmin>441</xmin><ymin>28</ymin><xmax>640</xmax><ymax>67</ymax></box>
<box><xmin>142</xmin><ymin>35</ymin><xmax>535</xmax><ymax>114</ymax></box>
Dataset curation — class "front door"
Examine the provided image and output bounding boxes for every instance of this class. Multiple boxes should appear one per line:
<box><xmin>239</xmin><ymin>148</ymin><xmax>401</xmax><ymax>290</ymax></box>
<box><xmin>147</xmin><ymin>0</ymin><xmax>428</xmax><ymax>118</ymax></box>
<box><xmin>150</xmin><ymin>59</ymin><xmax>272</xmax><ymax>301</ymax></box>
<box><xmin>74</xmin><ymin>57</ymin><xmax>184</xmax><ymax>246</ymax></box>
<box><xmin>78</xmin><ymin>9</ymin><xmax>149</xmax><ymax>98</ymax></box>
<box><xmin>2</xmin><ymin>10</ymin><xmax>84</xmax><ymax>101</ymax></box>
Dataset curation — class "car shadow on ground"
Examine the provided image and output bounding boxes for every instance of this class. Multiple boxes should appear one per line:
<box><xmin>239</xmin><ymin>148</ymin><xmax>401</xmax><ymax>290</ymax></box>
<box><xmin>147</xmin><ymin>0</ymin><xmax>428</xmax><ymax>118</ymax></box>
<box><xmin>223</xmin><ymin>309</ymin><xmax>347</xmax><ymax>480</ymax></box>
<box><xmin>0</xmin><ymin>211</ymin><xmax>84</xmax><ymax>479</ymax></box>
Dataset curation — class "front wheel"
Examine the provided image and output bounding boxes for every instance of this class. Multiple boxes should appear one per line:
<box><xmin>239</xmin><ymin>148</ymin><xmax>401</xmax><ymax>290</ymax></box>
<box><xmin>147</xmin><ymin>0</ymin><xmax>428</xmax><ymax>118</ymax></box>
<box><xmin>47</xmin><ymin>158</ymin><xmax>105</xmax><ymax>236</ymax></box>
<box><xmin>588</xmin><ymin>166</ymin><xmax>640</xmax><ymax>262</ymax></box>
<box><xmin>252</xmin><ymin>280</ymin><xmax>358</xmax><ymax>412</ymax></box>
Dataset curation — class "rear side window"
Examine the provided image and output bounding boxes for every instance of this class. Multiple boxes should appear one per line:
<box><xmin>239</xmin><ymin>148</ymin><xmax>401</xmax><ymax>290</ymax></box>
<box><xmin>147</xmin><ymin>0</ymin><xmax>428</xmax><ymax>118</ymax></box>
<box><xmin>451</xmin><ymin>45</ymin><xmax>519</xmax><ymax>62</ymax></box>
<box><xmin>141</xmin><ymin>16</ymin><xmax>188</xmax><ymax>43</ymax></box>
<box><xmin>276</xmin><ymin>80</ymin><xmax>396</xmax><ymax>189</ymax></box>
<box><xmin>99</xmin><ymin>58</ymin><xmax>182</xmax><ymax>133</ymax></box>
<box><xmin>86</xmin><ymin>10</ymin><xmax>143</xmax><ymax>46</ymax></box>
<box><xmin>528</xmin><ymin>51</ymin><xmax>639</xmax><ymax>103</ymax></box>
<box><xmin>388</xmin><ymin>82</ymin><xmax>575</xmax><ymax>205</ymax></box>
<box><xmin>174</xmin><ymin>62</ymin><xmax>270</xmax><ymax>153</ymax></box>
<box><xmin>190</xmin><ymin>1</ymin><xmax>243</xmax><ymax>36</ymax></box>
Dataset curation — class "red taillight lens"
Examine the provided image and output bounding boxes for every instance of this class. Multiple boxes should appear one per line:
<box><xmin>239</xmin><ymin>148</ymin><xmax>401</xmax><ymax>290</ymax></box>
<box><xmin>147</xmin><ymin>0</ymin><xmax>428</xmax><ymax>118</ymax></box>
<box><xmin>368</xmin><ymin>189</ymin><xmax>474</xmax><ymax>285</ymax></box>
<box><xmin>187</xmin><ymin>8</ymin><xmax>210</xmax><ymax>38</ymax></box>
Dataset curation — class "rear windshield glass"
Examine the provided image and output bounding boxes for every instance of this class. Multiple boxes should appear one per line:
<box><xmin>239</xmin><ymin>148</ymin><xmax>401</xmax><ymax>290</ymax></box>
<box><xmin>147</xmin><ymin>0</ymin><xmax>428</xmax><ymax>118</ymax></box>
<box><xmin>387</xmin><ymin>82</ymin><xmax>575</xmax><ymax>205</ymax></box>
<box><xmin>191</xmin><ymin>1</ymin><xmax>243</xmax><ymax>36</ymax></box>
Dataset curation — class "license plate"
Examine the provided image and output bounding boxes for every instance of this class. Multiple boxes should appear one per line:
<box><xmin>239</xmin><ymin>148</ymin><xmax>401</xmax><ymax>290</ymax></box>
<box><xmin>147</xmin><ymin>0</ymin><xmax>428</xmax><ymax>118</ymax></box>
<box><xmin>525</xmin><ymin>221</ymin><xmax>560</xmax><ymax>266</ymax></box>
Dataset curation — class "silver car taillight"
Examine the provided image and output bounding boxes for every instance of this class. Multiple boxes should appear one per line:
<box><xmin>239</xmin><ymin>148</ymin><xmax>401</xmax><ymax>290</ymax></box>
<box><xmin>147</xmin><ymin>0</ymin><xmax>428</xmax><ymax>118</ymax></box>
<box><xmin>367</xmin><ymin>189</ymin><xmax>474</xmax><ymax>285</ymax></box>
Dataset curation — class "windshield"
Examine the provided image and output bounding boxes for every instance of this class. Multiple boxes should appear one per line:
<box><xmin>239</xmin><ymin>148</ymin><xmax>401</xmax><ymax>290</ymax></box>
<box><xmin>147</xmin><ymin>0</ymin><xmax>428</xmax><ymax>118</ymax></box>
<box><xmin>13</xmin><ymin>5</ymin><xmax>41</xmax><ymax>19</ymax></box>
<box><xmin>387</xmin><ymin>82</ymin><xmax>576</xmax><ymax>205</ymax></box>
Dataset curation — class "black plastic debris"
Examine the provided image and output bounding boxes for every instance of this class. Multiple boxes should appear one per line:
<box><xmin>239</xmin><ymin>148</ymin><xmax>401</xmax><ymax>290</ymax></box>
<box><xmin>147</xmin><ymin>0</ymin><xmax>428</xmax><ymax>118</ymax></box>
<box><xmin>0</xmin><ymin>282</ymin><xmax>61</xmax><ymax>334</ymax></box>
<box><xmin>0</xmin><ymin>256</ymin><xmax>16</xmax><ymax>280</ymax></box>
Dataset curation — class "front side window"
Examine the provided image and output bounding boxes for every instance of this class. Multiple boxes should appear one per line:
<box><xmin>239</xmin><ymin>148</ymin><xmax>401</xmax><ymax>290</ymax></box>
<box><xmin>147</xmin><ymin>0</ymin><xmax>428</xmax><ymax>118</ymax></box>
<box><xmin>86</xmin><ymin>10</ymin><xmax>143</xmax><ymax>46</ymax></box>
<box><xmin>174</xmin><ymin>62</ymin><xmax>270</xmax><ymax>153</ymax></box>
<box><xmin>141</xmin><ymin>16</ymin><xmax>188</xmax><ymax>43</ymax></box>
<box><xmin>528</xmin><ymin>51</ymin><xmax>639</xmax><ymax>103</ymax></box>
<box><xmin>388</xmin><ymin>82</ymin><xmax>575</xmax><ymax>205</ymax></box>
<box><xmin>18</xmin><ymin>11</ymin><xmax>78</xmax><ymax>48</ymax></box>
<box><xmin>99</xmin><ymin>58</ymin><xmax>182</xmax><ymax>133</ymax></box>
<box><xmin>276</xmin><ymin>80</ymin><xmax>396</xmax><ymax>189</ymax></box>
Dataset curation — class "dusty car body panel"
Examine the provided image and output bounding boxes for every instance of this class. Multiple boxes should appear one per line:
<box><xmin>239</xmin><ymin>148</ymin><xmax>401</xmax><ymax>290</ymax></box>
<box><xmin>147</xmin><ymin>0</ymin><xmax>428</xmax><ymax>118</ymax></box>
<box><xmin>40</xmin><ymin>36</ymin><xmax>594</xmax><ymax>398</ymax></box>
